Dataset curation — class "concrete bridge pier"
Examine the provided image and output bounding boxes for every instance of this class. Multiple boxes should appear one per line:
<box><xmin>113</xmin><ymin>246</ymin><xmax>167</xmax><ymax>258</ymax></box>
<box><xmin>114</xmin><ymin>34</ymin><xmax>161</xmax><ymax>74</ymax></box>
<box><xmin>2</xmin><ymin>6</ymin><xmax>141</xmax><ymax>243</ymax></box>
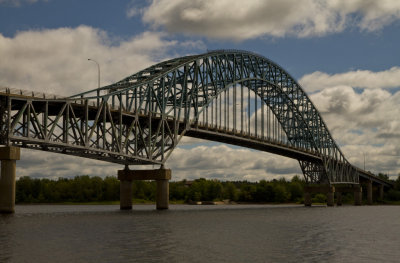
<box><xmin>0</xmin><ymin>146</ymin><xmax>20</xmax><ymax>214</ymax></box>
<box><xmin>335</xmin><ymin>185</ymin><xmax>362</xmax><ymax>206</ymax></box>
<box><xmin>379</xmin><ymin>185</ymin><xmax>384</xmax><ymax>200</ymax></box>
<box><xmin>326</xmin><ymin>188</ymin><xmax>335</xmax><ymax>207</ymax></box>
<box><xmin>156</xmin><ymin>178</ymin><xmax>169</xmax><ymax>210</ymax></box>
<box><xmin>367</xmin><ymin>180</ymin><xmax>373</xmax><ymax>205</ymax></box>
<box><xmin>119</xmin><ymin>178</ymin><xmax>133</xmax><ymax>210</ymax></box>
<box><xmin>118</xmin><ymin>167</ymin><xmax>171</xmax><ymax>210</ymax></box>
<box><xmin>354</xmin><ymin>187</ymin><xmax>362</xmax><ymax>206</ymax></box>
<box><xmin>335</xmin><ymin>192</ymin><xmax>342</xmax><ymax>206</ymax></box>
<box><xmin>303</xmin><ymin>185</ymin><xmax>335</xmax><ymax>207</ymax></box>
<box><xmin>304</xmin><ymin>192</ymin><xmax>312</xmax><ymax>206</ymax></box>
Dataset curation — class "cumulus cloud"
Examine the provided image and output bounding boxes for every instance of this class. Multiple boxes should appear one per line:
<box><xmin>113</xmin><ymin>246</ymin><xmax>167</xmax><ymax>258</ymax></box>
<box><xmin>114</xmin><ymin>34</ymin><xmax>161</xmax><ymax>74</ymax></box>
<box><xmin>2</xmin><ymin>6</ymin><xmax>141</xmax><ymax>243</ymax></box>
<box><xmin>131</xmin><ymin>0</ymin><xmax>400</xmax><ymax>40</ymax></box>
<box><xmin>330</xmin><ymin>0</ymin><xmax>400</xmax><ymax>32</ymax></box>
<box><xmin>299</xmin><ymin>67</ymin><xmax>400</xmax><ymax>92</ymax></box>
<box><xmin>17</xmin><ymin>149</ymin><xmax>120</xmax><ymax>179</ymax></box>
<box><xmin>0</xmin><ymin>26</ymin><xmax>203</xmax><ymax>96</ymax></box>
<box><xmin>15</xmin><ymin>140</ymin><xmax>302</xmax><ymax>181</ymax></box>
<box><xmin>126</xmin><ymin>0</ymin><xmax>147</xmax><ymax>18</ymax></box>
<box><xmin>305</xmin><ymin>75</ymin><xmax>400</xmax><ymax>177</ymax></box>
<box><xmin>167</xmin><ymin>144</ymin><xmax>301</xmax><ymax>181</ymax></box>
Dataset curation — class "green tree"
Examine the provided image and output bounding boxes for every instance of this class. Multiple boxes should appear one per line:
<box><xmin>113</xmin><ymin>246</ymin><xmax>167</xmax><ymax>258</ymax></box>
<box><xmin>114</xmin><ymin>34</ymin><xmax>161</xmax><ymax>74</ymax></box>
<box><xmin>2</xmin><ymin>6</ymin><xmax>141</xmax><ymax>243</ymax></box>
<box><xmin>394</xmin><ymin>174</ymin><xmax>400</xmax><ymax>191</ymax></box>
<box><xmin>103</xmin><ymin>176</ymin><xmax>119</xmax><ymax>201</ymax></box>
<box><xmin>378</xmin><ymin>173</ymin><xmax>389</xmax><ymax>180</ymax></box>
<box><xmin>222</xmin><ymin>182</ymin><xmax>238</xmax><ymax>201</ymax></box>
<box><xmin>273</xmin><ymin>184</ymin><xmax>290</xmax><ymax>203</ymax></box>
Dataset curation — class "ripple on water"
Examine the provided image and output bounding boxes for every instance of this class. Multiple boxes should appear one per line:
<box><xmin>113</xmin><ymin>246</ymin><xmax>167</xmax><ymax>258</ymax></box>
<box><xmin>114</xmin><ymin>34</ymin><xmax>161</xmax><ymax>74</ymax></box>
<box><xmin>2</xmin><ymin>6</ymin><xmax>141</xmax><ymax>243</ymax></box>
<box><xmin>0</xmin><ymin>205</ymin><xmax>399</xmax><ymax>263</ymax></box>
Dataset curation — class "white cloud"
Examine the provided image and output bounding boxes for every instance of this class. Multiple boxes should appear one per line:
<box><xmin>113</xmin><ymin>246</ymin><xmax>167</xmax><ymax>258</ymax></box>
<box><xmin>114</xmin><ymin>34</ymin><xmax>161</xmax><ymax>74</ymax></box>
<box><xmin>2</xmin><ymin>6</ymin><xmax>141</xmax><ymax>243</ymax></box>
<box><xmin>330</xmin><ymin>0</ymin><xmax>400</xmax><ymax>31</ymax></box>
<box><xmin>17</xmin><ymin>149</ymin><xmax>120</xmax><ymax>179</ymax></box>
<box><xmin>167</xmin><ymin>144</ymin><xmax>301</xmax><ymax>181</ymax></box>
<box><xmin>15</xmin><ymin>142</ymin><xmax>302</xmax><ymax>182</ymax></box>
<box><xmin>133</xmin><ymin>0</ymin><xmax>400</xmax><ymax>40</ymax></box>
<box><xmin>308</xmin><ymin>84</ymin><xmax>400</xmax><ymax>177</ymax></box>
<box><xmin>0</xmin><ymin>26</ymin><xmax>202</xmax><ymax>96</ymax></box>
<box><xmin>126</xmin><ymin>0</ymin><xmax>146</xmax><ymax>18</ymax></box>
<box><xmin>299</xmin><ymin>67</ymin><xmax>400</xmax><ymax>92</ymax></box>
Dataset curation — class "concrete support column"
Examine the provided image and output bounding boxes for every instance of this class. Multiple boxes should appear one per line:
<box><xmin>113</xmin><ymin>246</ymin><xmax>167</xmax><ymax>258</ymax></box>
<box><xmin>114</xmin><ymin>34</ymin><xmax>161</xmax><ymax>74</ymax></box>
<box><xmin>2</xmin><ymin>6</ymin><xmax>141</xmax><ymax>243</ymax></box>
<box><xmin>326</xmin><ymin>192</ymin><xmax>334</xmax><ymax>206</ymax></box>
<box><xmin>367</xmin><ymin>180</ymin><xmax>373</xmax><ymax>205</ymax></box>
<box><xmin>0</xmin><ymin>146</ymin><xmax>20</xmax><ymax>214</ymax></box>
<box><xmin>119</xmin><ymin>179</ymin><xmax>133</xmax><ymax>210</ymax></box>
<box><xmin>379</xmin><ymin>185</ymin><xmax>384</xmax><ymax>200</ymax></box>
<box><xmin>336</xmin><ymin>192</ymin><xmax>342</xmax><ymax>206</ymax></box>
<box><xmin>118</xmin><ymin>167</ymin><xmax>171</xmax><ymax>210</ymax></box>
<box><xmin>303</xmin><ymin>185</ymin><xmax>334</xmax><ymax>207</ymax></box>
<box><xmin>326</xmin><ymin>186</ymin><xmax>335</xmax><ymax>207</ymax></box>
<box><xmin>304</xmin><ymin>192</ymin><xmax>312</xmax><ymax>206</ymax></box>
<box><xmin>156</xmin><ymin>179</ymin><xmax>169</xmax><ymax>210</ymax></box>
<box><xmin>354</xmin><ymin>187</ymin><xmax>362</xmax><ymax>206</ymax></box>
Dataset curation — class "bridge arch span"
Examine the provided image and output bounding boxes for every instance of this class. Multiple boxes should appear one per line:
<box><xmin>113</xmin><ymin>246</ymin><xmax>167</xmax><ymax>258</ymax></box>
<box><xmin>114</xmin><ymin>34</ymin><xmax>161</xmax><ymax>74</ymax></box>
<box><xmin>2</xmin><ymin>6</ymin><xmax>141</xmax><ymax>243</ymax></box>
<box><xmin>0</xmin><ymin>50</ymin><xmax>361</xmax><ymax>185</ymax></box>
<box><xmin>69</xmin><ymin>50</ymin><xmax>357</xmax><ymax>184</ymax></box>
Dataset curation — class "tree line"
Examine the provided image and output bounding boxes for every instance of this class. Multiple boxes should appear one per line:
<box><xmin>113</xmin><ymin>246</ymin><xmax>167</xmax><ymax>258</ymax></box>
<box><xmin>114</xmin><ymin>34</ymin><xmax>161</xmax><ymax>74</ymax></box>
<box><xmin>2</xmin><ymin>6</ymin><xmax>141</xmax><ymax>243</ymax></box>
<box><xmin>15</xmin><ymin>175</ymin><xmax>306</xmax><ymax>204</ymax></box>
<box><xmin>15</xmin><ymin>174</ymin><xmax>400</xmax><ymax>204</ymax></box>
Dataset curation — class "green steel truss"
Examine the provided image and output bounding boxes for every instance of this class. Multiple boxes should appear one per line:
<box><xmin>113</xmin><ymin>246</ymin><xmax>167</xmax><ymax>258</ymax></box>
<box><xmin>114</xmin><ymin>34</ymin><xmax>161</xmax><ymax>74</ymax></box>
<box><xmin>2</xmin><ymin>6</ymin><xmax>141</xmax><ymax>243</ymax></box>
<box><xmin>0</xmin><ymin>50</ymin><xmax>358</xmax><ymax>184</ymax></box>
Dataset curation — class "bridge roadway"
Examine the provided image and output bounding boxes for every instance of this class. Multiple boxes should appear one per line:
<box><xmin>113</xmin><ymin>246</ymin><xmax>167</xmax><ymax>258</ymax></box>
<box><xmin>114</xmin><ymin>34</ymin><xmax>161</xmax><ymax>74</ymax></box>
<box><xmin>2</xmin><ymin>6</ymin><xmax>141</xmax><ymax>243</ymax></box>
<box><xmin>0</xmin><ymin>88</ymin><xmax>383</xmax><ymax>178</ymax></box>
<box><xmin>0</xmin><ymin>88</ymin><xmax>322</xmax><ymax>165</ymax></box>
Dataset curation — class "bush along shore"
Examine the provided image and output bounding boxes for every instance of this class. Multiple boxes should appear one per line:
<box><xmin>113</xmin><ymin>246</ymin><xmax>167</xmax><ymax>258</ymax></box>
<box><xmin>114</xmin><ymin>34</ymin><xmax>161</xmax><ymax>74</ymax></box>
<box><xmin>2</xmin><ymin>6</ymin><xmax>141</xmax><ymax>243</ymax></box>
<box><xmin>15</xmin><ymin>174</ymin><xmax>400</xmax><ymax>205</ymax></box>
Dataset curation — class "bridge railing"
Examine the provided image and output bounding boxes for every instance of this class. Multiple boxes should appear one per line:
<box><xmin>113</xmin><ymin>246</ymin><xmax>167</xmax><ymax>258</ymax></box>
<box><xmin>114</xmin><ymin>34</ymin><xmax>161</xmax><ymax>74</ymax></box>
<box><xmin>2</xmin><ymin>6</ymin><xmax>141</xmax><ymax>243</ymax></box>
<box><xmin>0</xmin><ymin>87</ymin><xmax>64</xmax><ymax>100</ymax></box>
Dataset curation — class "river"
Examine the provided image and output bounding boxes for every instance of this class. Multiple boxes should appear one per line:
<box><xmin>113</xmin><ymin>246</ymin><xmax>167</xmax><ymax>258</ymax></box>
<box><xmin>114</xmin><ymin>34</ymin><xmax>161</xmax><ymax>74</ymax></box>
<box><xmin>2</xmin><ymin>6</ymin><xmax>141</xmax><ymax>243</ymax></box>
<box><xmin>1</xmin><ymin>204</ymin><xmax>399</xmax><ymax>262</ymax></box>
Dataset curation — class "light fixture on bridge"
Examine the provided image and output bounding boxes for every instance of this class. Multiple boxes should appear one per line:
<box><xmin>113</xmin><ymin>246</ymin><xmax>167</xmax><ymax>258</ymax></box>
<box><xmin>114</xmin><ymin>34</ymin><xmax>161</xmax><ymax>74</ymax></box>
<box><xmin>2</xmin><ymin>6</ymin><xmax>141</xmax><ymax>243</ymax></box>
<box><xmin>88</xmin><ymin>58</ymin><xmax>100</xmax><ymax>90</ymax></box>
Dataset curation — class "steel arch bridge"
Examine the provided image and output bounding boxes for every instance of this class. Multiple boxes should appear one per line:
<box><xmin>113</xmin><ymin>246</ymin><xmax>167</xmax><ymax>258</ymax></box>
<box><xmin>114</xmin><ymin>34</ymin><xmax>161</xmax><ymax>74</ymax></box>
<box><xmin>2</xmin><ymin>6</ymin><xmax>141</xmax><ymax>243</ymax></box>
<box><xmin>1</xmin><ymin>50</ymin><xmax>364</xmax><ymax>185</ymax></box>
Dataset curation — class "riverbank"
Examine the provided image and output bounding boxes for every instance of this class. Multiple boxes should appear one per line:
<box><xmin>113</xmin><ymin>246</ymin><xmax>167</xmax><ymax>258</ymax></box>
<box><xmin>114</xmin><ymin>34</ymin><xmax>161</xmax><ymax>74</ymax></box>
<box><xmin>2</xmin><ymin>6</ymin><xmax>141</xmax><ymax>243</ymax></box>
<box><xmin>15</xmin><ymin>199</ymin><xmax>400</xmax><ymax>206</ymax></box>
<box><xmin>15</xmin><ymin>176</ymin><xmax>400</xmax><ymax>205</ymax></box>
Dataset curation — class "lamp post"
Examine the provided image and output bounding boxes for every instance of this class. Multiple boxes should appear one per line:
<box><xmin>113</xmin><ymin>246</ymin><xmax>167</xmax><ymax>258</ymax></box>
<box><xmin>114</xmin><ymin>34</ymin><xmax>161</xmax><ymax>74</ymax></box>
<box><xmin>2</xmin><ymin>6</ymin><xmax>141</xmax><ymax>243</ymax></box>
<box><xmin>363</xmin><ymin>152</ymin><xmax>366</xmax><ymax>171</ymax></box>
<box><xmin>88</xmin><ymin>58</ymin><xmax>100</xmax><ymax>90</ymax></box>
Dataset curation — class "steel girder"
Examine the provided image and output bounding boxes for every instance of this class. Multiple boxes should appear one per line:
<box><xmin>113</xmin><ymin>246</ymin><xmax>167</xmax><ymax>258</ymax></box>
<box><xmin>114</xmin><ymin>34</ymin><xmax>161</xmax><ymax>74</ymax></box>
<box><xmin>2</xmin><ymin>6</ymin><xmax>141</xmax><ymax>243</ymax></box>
<box><xmin>0</xmin><ymin>50</ymin><xmax>358</xmax><ymax>184</ymax></box>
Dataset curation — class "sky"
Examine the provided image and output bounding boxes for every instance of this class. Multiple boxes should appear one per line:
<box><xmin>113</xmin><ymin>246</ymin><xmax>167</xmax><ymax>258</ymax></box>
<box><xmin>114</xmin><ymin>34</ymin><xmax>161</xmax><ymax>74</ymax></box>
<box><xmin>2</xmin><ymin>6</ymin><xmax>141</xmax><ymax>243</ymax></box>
<box><xmin>0</xmin><ymin>0</ymin><xmax>399</xmax><ymax>181</ymax></box>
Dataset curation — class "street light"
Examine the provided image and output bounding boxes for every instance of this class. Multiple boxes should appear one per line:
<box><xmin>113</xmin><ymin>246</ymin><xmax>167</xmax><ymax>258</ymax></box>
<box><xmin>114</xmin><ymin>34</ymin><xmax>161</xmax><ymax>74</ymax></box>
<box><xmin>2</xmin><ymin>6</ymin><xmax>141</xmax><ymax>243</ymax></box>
<box><xmin>88</xmin><ymin>58</ymin><xmax>100</xmax><ymax>89</ymax></box>
<box><xmin>363</xmin><ymin>152</ymin><xmax>366</xmax><ymax>171</ymax></box>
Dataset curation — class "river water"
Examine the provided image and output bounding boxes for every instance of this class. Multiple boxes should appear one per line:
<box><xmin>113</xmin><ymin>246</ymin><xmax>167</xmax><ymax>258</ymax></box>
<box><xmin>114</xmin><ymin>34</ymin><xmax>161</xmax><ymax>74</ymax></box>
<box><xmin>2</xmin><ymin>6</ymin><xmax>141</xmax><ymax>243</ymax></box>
<box><xmin>0</xmin><ymin>204</ymin><xmax>399</xmax><ymax>263</ymax></box>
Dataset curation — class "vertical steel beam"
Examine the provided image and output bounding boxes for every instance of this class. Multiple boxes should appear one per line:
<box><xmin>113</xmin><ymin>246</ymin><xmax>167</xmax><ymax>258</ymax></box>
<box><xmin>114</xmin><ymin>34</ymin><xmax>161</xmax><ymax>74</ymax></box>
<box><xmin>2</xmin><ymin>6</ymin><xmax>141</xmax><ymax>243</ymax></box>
<box><xmin>241</xmin><ymin>84</ymin><xmax>243</xmax><ymax>134</ymax></box>
<box><xmin>261</xmin><ymin>86</ymin><xmax>264</xmax><ymax>138</ymax></box>
<box><xmin>248</xmin><ymin>88</ymin><xmax>250</xmax><ymax>134</ymax></box>
<box><xmin>255</xmin><ymin>85</ymin><xmax>257</xmax><ymax>137</ymax></box>
<box><xmin>227</xmin><ymin>87</ymin><xmax>230</xmax><ymax>130</ymax></box>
